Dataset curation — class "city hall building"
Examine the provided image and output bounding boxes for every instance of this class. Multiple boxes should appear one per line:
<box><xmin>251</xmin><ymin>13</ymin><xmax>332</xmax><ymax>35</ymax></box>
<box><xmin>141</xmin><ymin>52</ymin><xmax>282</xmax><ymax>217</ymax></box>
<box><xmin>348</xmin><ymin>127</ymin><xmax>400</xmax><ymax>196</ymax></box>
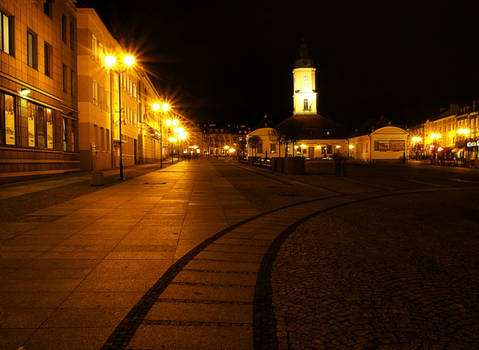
<box><xmin>247</xmin><ymin>41</ymin><xmax>409</xmax><ymax>162</ymax></box>
<box><xmin>0</xmin><ymin>0</ymin><xmax>79</xmax><ymax>179</ymax></box>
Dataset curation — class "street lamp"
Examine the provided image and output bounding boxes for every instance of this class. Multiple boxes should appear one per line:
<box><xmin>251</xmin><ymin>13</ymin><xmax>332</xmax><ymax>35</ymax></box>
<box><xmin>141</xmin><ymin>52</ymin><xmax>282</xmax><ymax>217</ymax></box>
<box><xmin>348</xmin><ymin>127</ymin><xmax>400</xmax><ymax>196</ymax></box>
<box><xmin>152</xmin><ymin>102</ymin><xmax>171</xmax><ymax>168</ymax></box>
<box><xmin>104</xmin><ymin>53</ymin><xmax>135</xmax><ymax>180</ymax></box>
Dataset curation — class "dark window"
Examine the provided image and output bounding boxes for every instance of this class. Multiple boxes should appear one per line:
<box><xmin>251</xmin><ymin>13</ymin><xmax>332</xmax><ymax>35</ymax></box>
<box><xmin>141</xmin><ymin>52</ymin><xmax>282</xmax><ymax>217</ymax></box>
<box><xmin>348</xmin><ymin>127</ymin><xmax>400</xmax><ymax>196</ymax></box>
<box><xmin>0</xmin><ymin>10</ymin><xmax>13</xmax><ymax>55</ymax></box>
<box><xmin>303</xmin><ymin>99</ymin><xmax>309</xmax><ymax>112</ymax></box>
<box><xmin>43</xmin><ymin>0</ymin><xmax>53</xmax><ymax>17</ymax></box>
<box><xmin>70</xmin><ymin>70</ymin><xmax>75</xmax><ymax>97</ymax></box>
<box><xmin>61</xmin><ymin>14</ymin><xmax>67</xmax><ymax>43</ymax></box>
<box><xmin>62</xmin><ymin>64</ymin><xmax>68</xmax><ymax>92</ymax></box>
<box><xmin>27</xmin><ymin>30</ymin><xmax>37</xmax><ymax>68</ymax></box>
<box><xmin>44</xmin><ymin>42</ymin><xmax>52</xmax><ymax>77</ymax></box>
<box><xmin>70</xmin><ymin>19</ymin><xmax>75</xmax><ymax>49</ymax></box>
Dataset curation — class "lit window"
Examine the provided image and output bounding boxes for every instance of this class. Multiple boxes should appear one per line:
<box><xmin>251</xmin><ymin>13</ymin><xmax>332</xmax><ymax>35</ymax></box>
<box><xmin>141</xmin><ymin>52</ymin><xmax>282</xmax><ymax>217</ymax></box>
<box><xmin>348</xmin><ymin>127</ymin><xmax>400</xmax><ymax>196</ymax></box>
<box><xmin>303</xmin><ymin>99</ymin><xmax>309</xmax><ymax>112</ymax></box>
<box><xmin>4</xmin><ymin>94</ymin><xmax>16</xmax><ymax>145</ymax></box>
<box><xmin>1</xmin><ymin>11</ymin><xmax>13</xmax><ymax>54</ymax></box>
<box><xmin>27</xmin><ymin>30</ymin><xmax>38</xmax><ymax>68</ymax></box>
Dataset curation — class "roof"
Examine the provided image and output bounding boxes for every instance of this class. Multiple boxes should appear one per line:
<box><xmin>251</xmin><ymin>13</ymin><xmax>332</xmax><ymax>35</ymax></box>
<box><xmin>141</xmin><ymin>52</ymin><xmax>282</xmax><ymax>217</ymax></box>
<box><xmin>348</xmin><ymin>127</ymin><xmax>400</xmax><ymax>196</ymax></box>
<box><xmin>276</xmin><ymin>114</ymin><xmax>347</xmax><ymax>140</ymax></box>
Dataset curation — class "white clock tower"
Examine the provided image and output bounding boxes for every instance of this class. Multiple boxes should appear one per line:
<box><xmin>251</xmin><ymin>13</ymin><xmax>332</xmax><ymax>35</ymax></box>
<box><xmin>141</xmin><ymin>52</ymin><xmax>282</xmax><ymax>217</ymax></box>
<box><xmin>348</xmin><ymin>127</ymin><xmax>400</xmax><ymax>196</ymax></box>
<box><xmin>293</xmin><ymin>40</ymin><xmax>317</xmax><ymax>115</ymax></box>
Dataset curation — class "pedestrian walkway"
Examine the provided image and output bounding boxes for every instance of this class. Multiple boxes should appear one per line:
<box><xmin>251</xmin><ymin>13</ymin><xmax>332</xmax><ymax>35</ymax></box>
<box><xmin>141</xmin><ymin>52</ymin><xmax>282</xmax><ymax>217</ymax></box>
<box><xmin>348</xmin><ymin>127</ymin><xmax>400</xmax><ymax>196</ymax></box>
<box><xmin>0</xmin><ymin>160</ymin><xmax>258</xmax><ymax>349</ymax></box>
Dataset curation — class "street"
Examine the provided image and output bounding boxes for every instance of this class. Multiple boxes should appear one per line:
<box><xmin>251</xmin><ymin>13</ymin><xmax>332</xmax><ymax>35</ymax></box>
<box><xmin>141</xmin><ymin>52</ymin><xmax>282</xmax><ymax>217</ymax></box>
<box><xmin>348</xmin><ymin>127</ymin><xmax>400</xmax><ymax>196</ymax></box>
<box><xmin>1</xmin><ymin>159</ymin><xmax>478</xmax><ymax>349</ymax></box>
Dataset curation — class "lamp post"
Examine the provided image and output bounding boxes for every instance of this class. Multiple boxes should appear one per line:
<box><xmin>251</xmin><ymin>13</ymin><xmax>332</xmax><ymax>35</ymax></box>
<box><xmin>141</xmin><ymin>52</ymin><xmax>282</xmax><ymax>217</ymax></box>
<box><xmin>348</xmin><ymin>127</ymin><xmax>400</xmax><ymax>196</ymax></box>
<box><xmin>166</xmin><ymin>119</ymin><xmax>179</xmax><ymax>163</ymax></box>
<box><xmin>152</xmin><ymin>102</ymin><xmax>171</xmax><ymax>168</ymax></box>
<box><xmin>104</xmin><ymin>54</ymin><xmax>135</xmax><ymax>180</ymax></box>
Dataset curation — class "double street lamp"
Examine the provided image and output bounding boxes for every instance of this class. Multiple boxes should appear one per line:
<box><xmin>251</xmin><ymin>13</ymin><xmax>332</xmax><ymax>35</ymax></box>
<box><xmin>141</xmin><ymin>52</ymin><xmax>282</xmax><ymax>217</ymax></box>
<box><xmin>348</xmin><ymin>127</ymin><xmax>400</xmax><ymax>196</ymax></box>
<box><xmin>104</xmin><ymin>54</ymin><xmax>135</xmax><ymax>180</ymax></box>
<box><xmin>152</xmin><ymin>102</ymin><xmax>171</xmax><ymax>168</ymax></box>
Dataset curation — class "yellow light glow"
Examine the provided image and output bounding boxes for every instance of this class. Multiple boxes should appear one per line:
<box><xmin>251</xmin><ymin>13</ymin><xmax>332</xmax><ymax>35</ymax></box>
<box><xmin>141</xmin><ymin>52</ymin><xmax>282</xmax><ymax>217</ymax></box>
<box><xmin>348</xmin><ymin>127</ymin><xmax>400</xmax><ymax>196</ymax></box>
<box><xmin>104</xmin><ymin>55</ymin><xmax>117</xmax><ymax>68</ymax></box>
<box><xmin>123</xmin><ymin>55</ymin><xmax>135</xmax><ymax>67</ymax></box>
<box><xmin>301</xmin><ymin>144</ymin><xmax>307</xmax><ymax>149</ymax></box>
<box><xmin>228</xmin><ymin>148</ymin><xmax>236</xmax><ymax>153</ymax></box>
<box><xmin>174</xmin><ymin>127</ymin><xmax>184</xmax><ymax>134</ymax></box>
<box><xmin>430</xmin><ymin>133</ymin><xmax>442</xmax><ymax>139</ymax></box>
<box><xmin>294</xmin><ymin>145</ymin><xmax>299</xmax><ymax>149</ymax></box>
<box><xmin>438</xmin><ymin>146</ymin><xmax>444</xmax><ymax>152</ymax></box>
<box><xmin>169</xmin><ymin>137</ymin><xmax>177</xmax><ymax>142</ymax></box>
<box><xmin>152</xmin><ymin>103</ymin><xmax>160</xmax><ymax>112</ymax></box>
<box><xmin>458</xmin><ymin>128</ymin><xmax>471</xmax><ymax>135</ymax></box>
<box><xmin>348</xmin><ymin>144</ymin><xmax>354</xmax><ymax>149</ymax></box>
<box><xmin>336</xmin><ymin>145</ymin><xmax>341</xmax><ymax>149</ymax></box>
<box><xmin>19</xmin><ymin>88</ymin><xmax>31</xmax><ymax>96</ymax></box>
<box><xmin>162</xmin><ymin>103</ymin><xmax>171</xmax><ymax>112</ymax></box>
<box><xmin>224</xmin><ymin>145</ymin><xmax>230</xmax><ymax>150</ymax></box>
<box><xmin>412</xmin><ymin>136</ymin><xmax>422</xmax><ymax>143</ymax></box>
<box><xmin>178</xmin><ymin>131</ymin><xmax>188</xmax><ymax>140</ymax></box>
<box><xmin>166</xmin><ymin>120</ymin><xmax>179</xmax><ymax>126</ymax></box>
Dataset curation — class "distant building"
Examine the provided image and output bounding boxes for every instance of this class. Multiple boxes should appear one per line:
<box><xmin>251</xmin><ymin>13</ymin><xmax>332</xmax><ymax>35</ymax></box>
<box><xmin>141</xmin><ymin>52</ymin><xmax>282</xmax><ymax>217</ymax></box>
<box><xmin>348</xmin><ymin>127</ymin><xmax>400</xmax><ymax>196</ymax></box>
<box><xmin>197</xmin><ymin>122</ymin><xmax>251</xmax><ymax>157</ymax></box>
<box><xmin>407</xmin><ymin>102</ymin><xmax>479</xmax><ymax>162</ymax></box>
<box><xmin>0</xmin><ymin>0</ymin><xmax>79</xmax><ymax>179</ymax></box>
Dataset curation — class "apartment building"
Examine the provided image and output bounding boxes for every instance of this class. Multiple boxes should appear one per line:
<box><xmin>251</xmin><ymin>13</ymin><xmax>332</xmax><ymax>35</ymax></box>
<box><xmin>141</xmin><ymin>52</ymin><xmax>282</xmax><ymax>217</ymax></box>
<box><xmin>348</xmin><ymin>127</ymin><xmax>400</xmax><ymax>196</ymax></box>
<box><xmin>0</xmin><ymin>0</ymin><xmax>79</xmax><ymax>178</ymax></box>
<box><xmin>77</xmin><ymin>8</ymin><xmax>165</xmax><ymax>171</ymax></box>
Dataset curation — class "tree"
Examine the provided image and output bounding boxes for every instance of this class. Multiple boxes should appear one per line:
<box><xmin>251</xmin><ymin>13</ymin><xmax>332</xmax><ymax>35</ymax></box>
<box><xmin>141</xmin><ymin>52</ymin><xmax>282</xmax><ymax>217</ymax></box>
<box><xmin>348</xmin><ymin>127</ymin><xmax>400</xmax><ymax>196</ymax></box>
<box><xmin>248</xmin><ymin>135</ymin><xmax>261</xmax><ymax>158</ymax></box>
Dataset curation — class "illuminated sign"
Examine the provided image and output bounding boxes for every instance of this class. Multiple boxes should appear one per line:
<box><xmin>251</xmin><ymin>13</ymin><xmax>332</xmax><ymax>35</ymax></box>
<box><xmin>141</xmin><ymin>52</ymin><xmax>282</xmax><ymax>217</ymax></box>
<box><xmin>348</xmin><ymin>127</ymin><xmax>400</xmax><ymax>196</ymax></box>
<box><xmin>466</xmin><ymin>140</ymin><xmax>479</xmax><ymax>147</ymax></box>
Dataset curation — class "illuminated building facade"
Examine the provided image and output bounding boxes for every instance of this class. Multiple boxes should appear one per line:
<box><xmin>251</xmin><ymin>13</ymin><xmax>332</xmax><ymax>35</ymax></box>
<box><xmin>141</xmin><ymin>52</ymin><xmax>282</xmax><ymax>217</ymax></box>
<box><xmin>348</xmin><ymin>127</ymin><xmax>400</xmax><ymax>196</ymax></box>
<box><xmin>407</xmin><ymin>103</ymin><xmax>479</xmax><ymax>163</ymax></box>
<box><xmin>77</xmin><ymin>8</ymin><xmax>167</xmax><ymax>171</ymax></box>
<box><xmin>198</xmin><ymin>123</ymin><xmax>251</xmax><ymax>157</ymax></box>
<box><xmin>0</xmin><ymin>0</ymin><xmax>79</xmax><ymax>179</ymax></box>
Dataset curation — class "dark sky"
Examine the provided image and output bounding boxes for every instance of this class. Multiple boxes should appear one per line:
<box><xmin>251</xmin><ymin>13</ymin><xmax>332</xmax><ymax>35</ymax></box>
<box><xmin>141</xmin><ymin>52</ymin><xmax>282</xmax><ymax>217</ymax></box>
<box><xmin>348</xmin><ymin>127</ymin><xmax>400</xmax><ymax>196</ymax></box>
<box><xmin>79</xmin><ymin>0</ymin><xmax>479</xmax><ymax>129</ymax></box>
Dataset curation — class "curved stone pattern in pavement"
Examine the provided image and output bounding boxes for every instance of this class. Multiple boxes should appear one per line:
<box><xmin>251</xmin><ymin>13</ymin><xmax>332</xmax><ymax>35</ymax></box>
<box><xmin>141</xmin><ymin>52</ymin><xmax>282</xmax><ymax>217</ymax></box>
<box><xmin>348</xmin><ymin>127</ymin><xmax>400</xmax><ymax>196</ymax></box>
<box><xmin>271</xmin><ymin>189</ymin><xmax>479</xmax><ymax>349</ymax></box>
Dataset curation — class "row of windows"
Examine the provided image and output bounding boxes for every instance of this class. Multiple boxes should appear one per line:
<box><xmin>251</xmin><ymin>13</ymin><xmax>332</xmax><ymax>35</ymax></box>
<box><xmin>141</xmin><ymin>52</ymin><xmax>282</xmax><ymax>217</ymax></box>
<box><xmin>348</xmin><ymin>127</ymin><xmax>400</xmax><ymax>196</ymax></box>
<box><xmin>92</xmin><ymin>80</ymin><xmax>110</xmax><ymax>112</ymax></box>
<box><xmin>93</xmin><ymin>124</ymin><xmax>110</xmax><ymax>152</ymax></box>
<box><xmin>0</xmin><ymin>92</ymin><xmax>75</xmax><ymax>152</ymax></box>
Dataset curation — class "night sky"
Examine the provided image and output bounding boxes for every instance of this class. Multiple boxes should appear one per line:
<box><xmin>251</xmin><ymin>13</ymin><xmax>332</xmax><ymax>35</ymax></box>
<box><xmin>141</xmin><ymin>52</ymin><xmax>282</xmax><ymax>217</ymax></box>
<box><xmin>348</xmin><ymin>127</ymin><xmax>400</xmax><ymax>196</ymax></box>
<box><xmin>78</xmin><ymin>0</ymin><xmax>478</xmax><ymax>129</ymax></box>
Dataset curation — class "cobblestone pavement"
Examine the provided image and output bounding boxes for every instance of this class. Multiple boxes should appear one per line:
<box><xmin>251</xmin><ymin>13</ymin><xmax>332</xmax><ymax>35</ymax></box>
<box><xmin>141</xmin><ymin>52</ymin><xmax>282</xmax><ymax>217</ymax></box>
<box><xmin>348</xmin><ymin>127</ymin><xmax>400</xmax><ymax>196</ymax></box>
<box><xmin>270</xmin><ymin>189</ymin><xmax>479</xmax><ymax>349</ymax></box>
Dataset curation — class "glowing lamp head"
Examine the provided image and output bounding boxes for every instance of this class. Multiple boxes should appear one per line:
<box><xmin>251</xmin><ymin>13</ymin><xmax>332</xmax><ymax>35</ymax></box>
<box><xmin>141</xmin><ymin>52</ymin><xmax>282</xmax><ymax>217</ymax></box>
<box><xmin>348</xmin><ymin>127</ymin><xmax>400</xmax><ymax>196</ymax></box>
<box><xmin>336</xmin><ymin>145</ymin><xmax>341</xmax><ymax>149</ymax></box>
<box><xmin>19</xmin><ymin>88</ymin><xmax>31</xmax><ymax>96</ymax></box>
<box><xmin>123</xmin><ymin>55</ymin><xmax>135</xmax><ymax>67</ymax></box>
<box><xmin>161</xmin><ymin>103</ymin><xmax>171</xmax><ymax>112</ymax></box>
<box><xmin>178</xmin><ymin>131</ymin><xmax>188</xmax><ymax>140</ymax></box>
<box><xmin>224</xmin><ymin>145</ymin><xmax>230</xmax><ymax>150</ymax></box>
<box><xmin>228</xmin><ymin>148</ymin><xmax>236</xmax><ymax>153</ymax></box>
<box><xmin>437</xmin><ymin>146</ymin><xmax>444</xmax><ymax>152</ymax></box>
<box><xmin>152</xmin><ymin>103</ymin><xmax>161</xmax><ymax>112</ymax></box>
<box><xmin>104</xmin><ymin>55</ymin><xmax>117</xmax><ymax>68</ymax></box>
<box><xmin>412</xmin><ymin>136</ymin><xmax>423</xmax><ymax>143</ymax></box>
<box><xmin>301</xmin><ymin>144</ymin><xmax>307</xmax><ymax>149</ymax></box>
<box><xmin>349</xmin><ymin>144</ymin><xmax>354</xmax><ymax>149</ymax></box>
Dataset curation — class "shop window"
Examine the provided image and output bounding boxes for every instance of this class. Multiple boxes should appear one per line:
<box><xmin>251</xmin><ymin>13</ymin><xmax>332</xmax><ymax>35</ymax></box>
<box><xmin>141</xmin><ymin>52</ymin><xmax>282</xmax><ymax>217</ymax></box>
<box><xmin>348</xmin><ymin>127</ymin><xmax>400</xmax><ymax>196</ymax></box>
<box><xmin>63</xmin><ymin>118</ymin><xmax>67</xmax><ymax>151</ymax></box>
<box><xmin>27</xmin><ymin>102</ymin><xmax>36</xmax><ymax>147</ymax></box>
<box><xmin>27</xmin><ymin>29</ymin><xmax>37</xmax><ymax>68</ymax></box>
<box><xmin>37</xmin><ymin>106</ymin><xmax>46</xmax><ymax>148</ymax></box>
<box><xmin>270</xmin><ymin>143</ymin><xmax>277</xmax><ymax>153</ymax></box>
<box><xmin>46</xmin><ymin>108</ymin><xmax>53</xmax><ymax>149</ymax></box>
<box><xmin>4</xmin><ymin>94</ymin><xmax>16</xmax><ymax>145</ymax></box>
<box><xmin>1</xmin><ymin>10</ymin><xmax>13</xmax><ymax>55</ymax></box>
